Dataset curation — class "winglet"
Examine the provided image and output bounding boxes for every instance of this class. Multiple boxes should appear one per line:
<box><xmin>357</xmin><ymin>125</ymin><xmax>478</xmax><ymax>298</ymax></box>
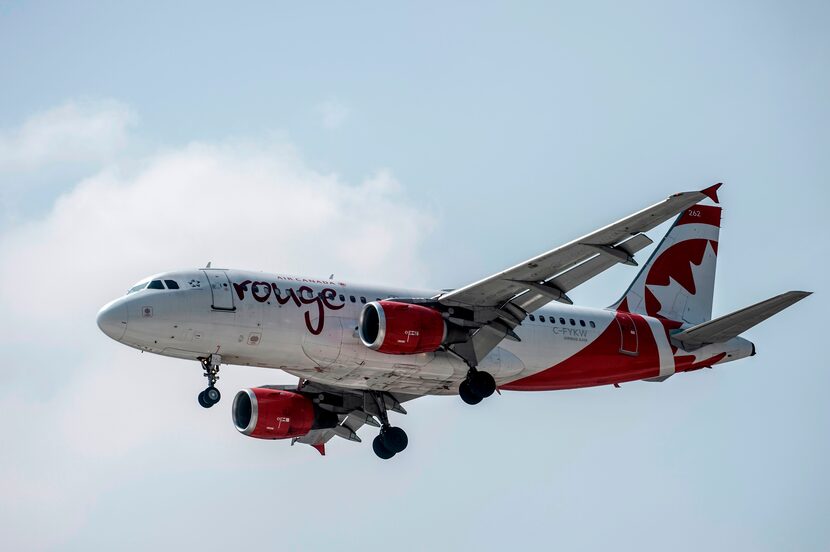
<box><xmin>700</xmin><ymin>183</ymin><xmax>722</xmax><ymax>204</ymax></box>
<box><xmin>311</xmin><ymin>443</ymin><xmax>326</xmax><ymax>456</ymax></box>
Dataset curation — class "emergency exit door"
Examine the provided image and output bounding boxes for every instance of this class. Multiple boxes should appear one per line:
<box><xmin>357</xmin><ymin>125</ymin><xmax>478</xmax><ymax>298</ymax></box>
<box><xmin>202</xmin><ymin>269</ymin><xmax>235</xmax><ymax>311</ymax></box>
<box><xmin>615</xmin><ymin>312</ymin><xmax>638</xmax><ymax>355</ymax></box>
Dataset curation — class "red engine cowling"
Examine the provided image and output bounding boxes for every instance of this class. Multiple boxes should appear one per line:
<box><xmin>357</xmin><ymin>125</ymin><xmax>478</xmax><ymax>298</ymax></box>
<box><xmin>358</xmin><ymin>300</ymin><xmax>447</xmax><ymax>354</ymax></box>
<box><xmin>232</xmin><ymin>388</ymin><xmax>315</xmax><ymax>440</ymax></box>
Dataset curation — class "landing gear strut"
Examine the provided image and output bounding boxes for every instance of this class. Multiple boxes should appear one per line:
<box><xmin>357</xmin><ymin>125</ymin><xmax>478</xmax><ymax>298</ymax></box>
<box><xmin>198</xmin><ymin>354</ymin><xmax>222</xmax><ymax>408</ymax></box>
<box><xmin>370</xmin><ymin>391</ymin><xmax>408</xmax><ymax>460</ymax></box>
<box><xmin>459</xmin><ymin>368</ymin><xmax>496</xmax><ymax>405</ymax></box>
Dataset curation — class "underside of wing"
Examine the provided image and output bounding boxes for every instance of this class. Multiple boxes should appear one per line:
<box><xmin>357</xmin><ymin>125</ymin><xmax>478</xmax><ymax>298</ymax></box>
<box><xmin>293</xmin><ymin>412</ymin><xmax>370</xmax><ymax>454</ymax></box>
<box><xmin>281</xmin><ymin>380</ymin><xmax>416</xmax><ymax>455</ymax></box>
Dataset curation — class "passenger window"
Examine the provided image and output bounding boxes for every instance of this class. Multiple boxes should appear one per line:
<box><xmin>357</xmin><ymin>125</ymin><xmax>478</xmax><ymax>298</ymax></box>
<box><xmin>350</xmin><ymin>295</ymin><xmax>356</xmax><ymax>303</ymax></box>
<box><xmin>539</xmin><ymin>316</ymin><xmax>545</xmax><ymax>322</ymax></box>
<box><xmin>569</xmin><ymin>318</ymin><xmax>575</xmax><ymax>326</ymax></box>
<box><xmin>339</xmin><ymin>294</ymin><xmax>345</xmax><ymax>301</ymax></box>
<box><xmin>529</xmin><ymin>315</ymin><xmax>535</xmax><ymax>321</ymax></box>
<box><xmin>148</xmin><ymin>280</ymin><xmax>164</xmax><ymax>290</ymax></box>
<box><xmin>589</xmin><ymin>321</ymin><xmax>596</xmax><ymax>328</ymax></box>
<box><xmin>164</xmin><ymin>280</ymin><xmax>179</xmax><ymax>290</ymax></box>
<box><xmin>559</xmin><ymin>317</ymin><xmax>565</xmax><ymax>324</ymax></box>
<box><xmin>580</xmin><ymin>320</ymin><xmax>586</xmax><ymax>327</ymax></box>
<box><xmin>360</xmin><ymin>297</ymin><xmax>366</xmax><ymax>304</ymax></box>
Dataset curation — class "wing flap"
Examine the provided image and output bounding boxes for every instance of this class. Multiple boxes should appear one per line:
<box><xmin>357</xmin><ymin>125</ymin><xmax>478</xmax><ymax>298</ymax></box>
<box><xmin>511</xmin><ymin>233</ymin><xmax>654</xmax><ymax>313</ymax></box>
<box><xmin>673</xmin><ymin>291</ymin><xmax>811</xmax><ymax>348</ymax></box>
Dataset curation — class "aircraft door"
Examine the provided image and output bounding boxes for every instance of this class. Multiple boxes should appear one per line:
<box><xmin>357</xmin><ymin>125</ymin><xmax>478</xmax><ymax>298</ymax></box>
<box><xmin>202</xmin><ymin>269</ymin><xmax>235</xmax><ymax>311</ymax></box>
<box><xmin>615</xmin><ymin>312</ymin><xmax>639</xmax><ymax>355</ymax></box>
<box><xmin>302</xmin><ymin>317</ymin><xmax>343</xmax><ymax>368</ymax></box>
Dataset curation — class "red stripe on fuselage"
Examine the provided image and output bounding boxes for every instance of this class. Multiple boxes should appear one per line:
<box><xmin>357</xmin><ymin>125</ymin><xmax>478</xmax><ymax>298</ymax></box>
<box><xmin>501</xmin><ymin>313</ymin><xmax>663</xmax><ymax>391</ymax></box>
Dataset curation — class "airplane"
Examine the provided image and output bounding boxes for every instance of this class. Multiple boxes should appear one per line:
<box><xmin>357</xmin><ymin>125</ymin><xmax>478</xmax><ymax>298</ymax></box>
<box><xmin>96</xmin><ymin>184</ymin><xmax>810</xmax><ymax>459</ymax></box>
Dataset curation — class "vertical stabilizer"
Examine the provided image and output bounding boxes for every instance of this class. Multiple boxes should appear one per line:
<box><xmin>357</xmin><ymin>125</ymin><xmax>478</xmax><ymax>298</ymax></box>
<box><xmin>611</xmin><ymin>201</ymin><xmax>721</xmax><ymax>326</ymax></box>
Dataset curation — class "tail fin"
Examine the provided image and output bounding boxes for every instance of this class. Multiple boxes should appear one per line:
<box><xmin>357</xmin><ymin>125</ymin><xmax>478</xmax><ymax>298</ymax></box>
<box><xmin>611</xmin><ymin>200</ymin><xmax>721</xmax><ymax>325</ymax></box>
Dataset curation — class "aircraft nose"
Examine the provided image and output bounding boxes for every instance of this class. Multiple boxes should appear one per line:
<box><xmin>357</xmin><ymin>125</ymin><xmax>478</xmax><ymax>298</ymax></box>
<box><xmin>97</xmin><ymin>301</ymin><xmax>128</xmax><ymax>341</ymax></box>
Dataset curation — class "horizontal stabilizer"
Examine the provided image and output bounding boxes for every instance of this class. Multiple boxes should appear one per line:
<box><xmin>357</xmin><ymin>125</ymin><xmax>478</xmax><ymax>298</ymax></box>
<box><xmin>672</xmin><ymin>291</ymin><xmax>811</xmax><ymax>349</ymax></box>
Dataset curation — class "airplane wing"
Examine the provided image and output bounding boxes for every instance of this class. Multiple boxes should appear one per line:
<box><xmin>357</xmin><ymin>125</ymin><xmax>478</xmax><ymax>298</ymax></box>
<box><xmin>435</xmin><ymin>184</ymin><xmax>723</xmax><ymax>366</ymax></box>
<box><xmin>277</xmin><ymin>380</ymin><xmax>416</xmax><ymax>455</ymax></box>
<box><xmin>294</xmin><ymin>412</ymin><xmax>371</xmax><ymax>455</ymax></box>
<box><xmin>439</xmin><ymin>184</ymin><xmax>721</xmax><ymax>310</ymax></box>
<box><xmin>672</xmin><ymin>291</ymin><xmax>811</xmax><ymax>349</ymax></box>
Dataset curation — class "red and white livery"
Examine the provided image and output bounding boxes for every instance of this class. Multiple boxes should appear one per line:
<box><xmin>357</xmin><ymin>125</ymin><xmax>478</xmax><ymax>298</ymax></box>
<box><xmin>97</xmin><ymin>184</ymin><xmax>810</xmax><ymax>459</ymax></box>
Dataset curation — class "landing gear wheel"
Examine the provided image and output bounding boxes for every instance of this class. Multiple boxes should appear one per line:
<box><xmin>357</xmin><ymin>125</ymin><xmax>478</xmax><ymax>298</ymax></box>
<box><xmin>198</xmin><ymin>390</ymin><xmax>213</xmax><ymax>409</ymax></box>
<box><xmin>381</xmin><ymin>426</ymin><xmax>408</xmax><ymax>453</ymax></box>
<box><xmin>459</xmin><ymin>380</ymin><xmax>483</xmax><ymax>405</ymax></box>
<box><xmin>205</xmin><ymin>386</ymin><xmax>221</xmax><ymax>404</ymax></box>
<box><xmin>372</xmin><ymin>435</ymin><xmax>396</xmax><ymax>459</ymax></box>
<box><xmin>197</xmin><ymin>355</ymin><xmax>222</xmax><ymax>409</ymax></box>
<box><xmin>470</xmin><ymin>371</ymin><xmax>497</xmax><ymax>398</ymax></box>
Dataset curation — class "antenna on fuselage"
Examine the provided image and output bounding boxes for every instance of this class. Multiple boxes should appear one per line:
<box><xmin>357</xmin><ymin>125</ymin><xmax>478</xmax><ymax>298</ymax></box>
<box><xmin>205</xmin><ymin>261</ymin><xmax>212</xmax><ymax>268</ymax></box>
<box><xmin>329</xmin><ymin>274</ymin><xmax>334</xmax><ymax>280</ymax></box>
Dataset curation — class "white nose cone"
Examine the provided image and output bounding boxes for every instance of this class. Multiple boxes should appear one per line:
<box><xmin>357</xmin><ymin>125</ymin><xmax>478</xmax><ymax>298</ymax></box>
<box><xmin>97</xmin><ymin>301</ymin><xmax>128</xmax><ymax>341</ymax></box>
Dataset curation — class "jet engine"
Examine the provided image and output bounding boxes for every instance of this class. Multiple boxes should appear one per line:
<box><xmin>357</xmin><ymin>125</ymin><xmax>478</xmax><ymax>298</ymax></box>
<box><xmin>232</xmin><ymin>388</ymin><xmax>331</xmax><ymax>440</ymax></box>
<box><xmin>358</xmin><ymin>300</ymin><xmax>448</xmax><ymax>354</ymax></box>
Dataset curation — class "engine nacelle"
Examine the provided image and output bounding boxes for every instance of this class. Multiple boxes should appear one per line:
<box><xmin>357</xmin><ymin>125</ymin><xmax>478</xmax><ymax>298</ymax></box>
<box><xmin>232</xmin><ymin>388</ymin><xmax>315</xmax><ymax>440</ymax></box>
<box><xmin>358</xmin><ymin>300</ymin><xmax>447</xmax><ymax>354</ymax></box>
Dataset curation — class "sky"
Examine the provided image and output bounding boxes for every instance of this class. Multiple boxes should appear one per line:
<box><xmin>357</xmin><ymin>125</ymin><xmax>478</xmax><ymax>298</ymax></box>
<box><xmin>0</xmin><ymin>1</ymin><xmax>828</xmax><ymax>550</ymax></box>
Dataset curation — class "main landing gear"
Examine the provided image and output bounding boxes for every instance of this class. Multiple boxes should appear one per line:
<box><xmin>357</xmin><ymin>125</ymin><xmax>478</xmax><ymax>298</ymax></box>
<box><xmin>197</xmin><ymin>354</ymin><xmax>222</xmax><ymax>408</ymax></box>
<box><xmin>459</xmin><ymin>368</ymin><xmax>497</xmax><ymax>405</ymax></box>
<box><xmin>370</xmin><ymin>391</ymin><xmax>408</xmax><ymax>460</ymax></box>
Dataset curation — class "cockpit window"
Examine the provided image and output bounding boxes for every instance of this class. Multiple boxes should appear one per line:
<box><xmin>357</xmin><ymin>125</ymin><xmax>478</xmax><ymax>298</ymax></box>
<box><xmin>147</xmin><ymin>280</ymin><xmax>164</xmax><ymax>290</ymax></box>
<box><xmin>164</xmin><ymin>280</ymin><xmax>180</xmax><ymax>290</ymax></box>
<box><xmin>128</xmin><ymin>281</ymin><xmax>148</xmax><ymax>294</ymax></box>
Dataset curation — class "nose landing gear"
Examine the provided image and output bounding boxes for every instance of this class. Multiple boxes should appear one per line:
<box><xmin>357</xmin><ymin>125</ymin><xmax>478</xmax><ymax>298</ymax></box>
<box><xmin>197</xmin><ymin>354</ymin><xmax>222</xmax><ymax>408</ymax></box>
<box><xmin>198</xmin><ymin>387</ymin><xmax>221</xmax><ymax>408</ymax></box>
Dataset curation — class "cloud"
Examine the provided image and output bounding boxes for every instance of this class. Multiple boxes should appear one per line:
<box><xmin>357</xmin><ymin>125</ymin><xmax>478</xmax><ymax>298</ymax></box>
<box><xmin>0</xmin><ymin>118</ymin><xmax>434</xmax><ymax>549</ymax></box>
<box><xmin>0</xmin><ymin>99</ymin><xmax>136</xmax><ymax>171</ymax></box>
<box><xmin>0</xmin><ymin>140</ymin><xmax>434</xmax><ymax>336</ymax></box>
<box><xmin>315</xmin><ymin>98</ymin><xmax>350</xmax><ymax>129</ymax></box>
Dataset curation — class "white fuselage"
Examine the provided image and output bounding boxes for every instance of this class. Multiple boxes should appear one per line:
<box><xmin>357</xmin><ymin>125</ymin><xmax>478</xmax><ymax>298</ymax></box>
<box><xmin>97</xmin><ymin>268</ymin><xmax>754</xmax><ymax>395</ymax></box>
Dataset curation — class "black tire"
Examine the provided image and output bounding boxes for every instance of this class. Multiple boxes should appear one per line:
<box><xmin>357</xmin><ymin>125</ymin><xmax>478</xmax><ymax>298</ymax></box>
<box><xmin>470</xmin><ymin>371</ymin><xmax>497</xmax><ymax>398</ymax></box>
<box><xmin>198</xmin><ymin>390</ymin><xmax>213</xmax><ymax>409</ymax></box>
<box><xmin>205</xmin><ymin>387</ymin><xmax>221</xmax><ymax>404</ymax></box>
<box><xmin>381</xmin><ymin>426</ymin><xmax>408</xmax><ymax>453</ymax></box>
<box><xmin>459</xmin><ymin>380</ymin><xmax>483</xmax><ymax>405</ymax></box>
<box><xmin>372</xmin><ymin>435</ymin><xmax>395</xmax><ymax>459</ymax></box>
